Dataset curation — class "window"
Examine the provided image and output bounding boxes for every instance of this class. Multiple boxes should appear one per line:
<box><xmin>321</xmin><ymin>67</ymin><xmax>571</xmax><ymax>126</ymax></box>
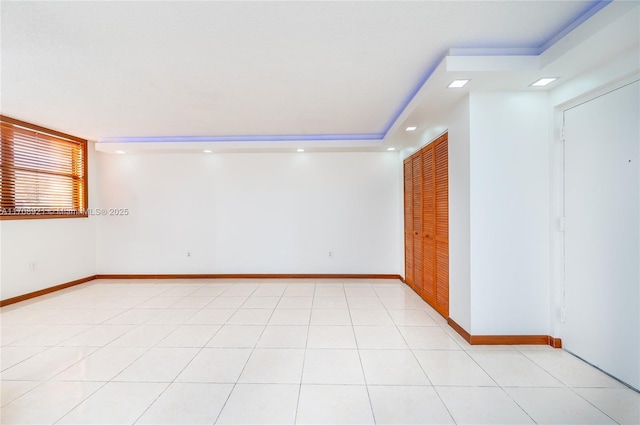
<box><xmin>0</xmin><ymin>115</ymin><xmax>88</xmax><ymax>219</ymax></box>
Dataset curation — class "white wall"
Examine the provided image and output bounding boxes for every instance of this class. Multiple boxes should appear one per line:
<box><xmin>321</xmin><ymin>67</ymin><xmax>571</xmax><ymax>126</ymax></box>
<box><xmin>95</xmin><ymin>151</ymin><xmax>401</xmax><ymax>275</ymax></box>
<box><xmin>469</xmin><ymin>92</ymin><xmax>551</xmax><ymax>335</ymax></box>
<box><xmin>447</xmin><ymin>98</ymin><xmax>472</xmax><ymax>332</ymax></box>
<box><xmin>0</xmin><ymin>145</ymin><xmax>97</xmax><ymax>300</ymax></box>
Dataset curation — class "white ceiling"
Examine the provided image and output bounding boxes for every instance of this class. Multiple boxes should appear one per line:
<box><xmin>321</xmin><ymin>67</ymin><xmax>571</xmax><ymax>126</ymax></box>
<box><xmin>0</xmin><ymin>0</ymin><xmax>634</xmax><ymax>151</ymax></box>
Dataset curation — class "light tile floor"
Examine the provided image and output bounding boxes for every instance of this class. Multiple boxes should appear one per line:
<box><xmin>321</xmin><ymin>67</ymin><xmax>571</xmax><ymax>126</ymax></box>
<box><xmin>1</xmin><ymin>278</ymin><xmax>638</xmax><ymax>424</ymax></box>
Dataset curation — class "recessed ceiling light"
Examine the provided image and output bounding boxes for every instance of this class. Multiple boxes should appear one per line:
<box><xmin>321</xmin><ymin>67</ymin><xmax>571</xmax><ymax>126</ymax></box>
<box><xmin>115</xmin><ymin>150</ymin><xmax>126</xmax><ymax>154</ymax></box>
<box><xmin>203</xmin><ymin>149</ymin><xmax>213</xmax><ymax>153</ymax></box>
<box><xmin>405</xmin><ymin>126</ymin><xmax>417</xmax><ymax>132</ymax></box>
<box><xmin>387</xmin><ymin>147</ymin><xmax>396</xmax><ymax>151</ymax></box>
<box><xmin>448</xmin><ymin>79</ymin><xmax>470</xmax><ymax>88</ymax></box>
<box><xmin>530</xmin><ymin>77</ymin><xmax>558</xmax><ymax>87</ymax></box>
<box><xmin>297</xmin><ymin>148</ymin><xmax>305</xmax><ymax>152</ymax></box>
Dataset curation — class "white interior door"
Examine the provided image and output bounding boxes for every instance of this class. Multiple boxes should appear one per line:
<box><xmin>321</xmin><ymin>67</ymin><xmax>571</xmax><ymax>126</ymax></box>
<box><xmin>563</xmin><ymin>80</ymin><xmax>640</xmax><ymax>390</ymax></box>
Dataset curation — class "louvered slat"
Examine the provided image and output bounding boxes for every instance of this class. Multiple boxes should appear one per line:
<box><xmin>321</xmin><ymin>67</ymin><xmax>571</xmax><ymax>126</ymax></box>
<box><xmin>412</xmin><ymin>155</ymin><xmax>423</xmax><ymax>290</ymax></box>
<box><xmin>436</xmin><ymin>242</ymin><xmax>449</xmax><ymax>316</ymax></box>
<box><xmin>404</xmin><ymin>159</ymin><xmax>414</xmax><ymax>285</ymax></box>
<box><xmin>421</xmin><ymin>146</ymin><xmax>435</xmax><ymax>303</ymax></box>
<box><xmin>435</xmin><ymin>138</ymin><xmax>448</xmax><ymax>241</ymax></box>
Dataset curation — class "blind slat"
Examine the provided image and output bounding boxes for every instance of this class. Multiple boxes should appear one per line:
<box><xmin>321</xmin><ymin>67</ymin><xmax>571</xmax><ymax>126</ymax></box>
<box><xmin>1</xmin><ymin>116</ymin><xmax>87</xmax><ymax>217</ymax></box>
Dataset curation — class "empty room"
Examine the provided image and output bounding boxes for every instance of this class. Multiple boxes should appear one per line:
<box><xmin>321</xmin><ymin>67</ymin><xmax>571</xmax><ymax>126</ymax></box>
<box><xmin>1</xmin><ymin>1</ymin><xmax>639</xmax><ymax>424</ymax></box>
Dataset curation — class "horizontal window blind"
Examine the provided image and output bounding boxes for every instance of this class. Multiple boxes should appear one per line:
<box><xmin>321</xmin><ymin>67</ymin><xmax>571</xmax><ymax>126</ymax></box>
<box><xmin>0</xmin><ymin>115</ymin><xmax>88</xmax><ymax>219</ymax></box>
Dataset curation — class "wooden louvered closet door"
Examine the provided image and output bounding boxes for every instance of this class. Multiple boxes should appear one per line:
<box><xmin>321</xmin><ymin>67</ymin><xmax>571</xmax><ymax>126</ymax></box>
<box><xmin>434</xmin><ymin>136</ymin><xmax>449</xmax><ymax>317</ymax></box>
<box><xmin>421</xmin><ymin>146</ymin><xmax>436</xmax><ymax>305</ymax></box>
<box><xmin>412</xmin><ymin>154</ymin><xmax>423</xmax><ymax>292</ymax></box>
<box><xmin>403</xmin><ymin>133</ymin><xmax>448</xmax><ymax>317</ymax></box>
<box><xmin>404</xmin><ymin>159</ymin><xmax>414</xmax><ymax>286</ymax></box>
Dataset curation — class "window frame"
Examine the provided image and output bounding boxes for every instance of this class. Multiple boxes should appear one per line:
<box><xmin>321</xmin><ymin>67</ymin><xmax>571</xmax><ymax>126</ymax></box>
<box><xmin>0</xmin><ymin>115</ymin><xmax>88</xmax><ymax>220</ymax></box>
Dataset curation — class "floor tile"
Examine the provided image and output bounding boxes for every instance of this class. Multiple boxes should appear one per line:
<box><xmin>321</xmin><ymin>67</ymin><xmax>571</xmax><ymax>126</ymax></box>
<box><xmin>156</xmin><ymin>324</ymin><xmax>221</xmax><ymax>347</ymax></box>
<box><xmin>0</xmin><ymin>381</ymin><xmax>41</xmax><ymax>407</ymax></box>
<box><xmin>205</xmin><ymin>297</ymin><xmax>247</xmax><ymax>309</ymax></box>
<box><xmin>515</xmin><ymin>344</ymin><xmax>558</xmax><ymax>352</ymax></box>
<box><xmin>159</xmin><ymin>286</ymin><xmax>202</xmax><ymax>297</ymax></box>
<box><xmin>347</xmin><ymin>297</ymin><xmax>385</xmax><ymax>309</ymax></box>
<box><xmin>296</xmin><ymin>384</ymin><xmax>374</xmax><ymax>424</ymax></box>
<box><xmin>523</xmin><ymin>350</ymin><xmax>624</xmax><ymax>387</ymax></box>
<box><xmin>505</xmin><ymin>387</ymin><xmax>616</xmax><ymax>424</ymax></box>
<box><xmin>190</xmin><ymin>286</ymin><xmax>230</xmax><ymax>297</ymax></box>
<box><xmin>64</xmin><ymin>308</ymin><xmax>126</xmax><ymax>325</ymax></box>
<box><xmin>349</xmin><ymin>309</ymin><xmax>394</xmax><ymax>326</ymax></box>
<box><xmin>9</xmin><ymin>324</ymin><xmax>93</xmax><ymax>347</ymax></box>
<box><xmin>96</xmin><ymin>296</ymin><xmax>151</xmax><ymax>309</ymax></box>
<box><xmin>312</xmin><ymin>296</ymin><xmax>348</xmax><ymax>309</ymax></box>
<box><xmin>226</xmin><ymin>309</ymin><xmax>273</xmax><ymax>325</ymax></box>
<box><xmin>145</xmin><ymin>308</ymin><xmax>199</xmax><ymax>325</ymax></box>
<box><xmin>57</xmin><ymin>382</ymin><xmax>167</xmax><ymax>424</ymax></box>
<box><xmin>360</xmin><ymin>350</ymin><xmax>430</xmax><ymax>385</ymax></box>
<box><xmin>114</xmin><ymin>347</ymin><xmax>198</xmax><ymax>382</ymax></box>
<box><xmin>302</xmin><ymin>349</ymin><xmax>365</xmax><ymax>384</ymax></box>
<box><xmin>314</xmin><ymin>286</ymin><xmax>345</xmax><ymax>297</ymax></box>
<box><xmin>381</xmin><ymin>297</ymin><xmax>429</xmax><ymax>310</ymax></box>
<box><xmin>252</xmin><ymin>284</ymin><xmax>287</xmax><ymax>297</ymax></box>
<box><xmin>413</xmin><ymin>349</ymin><xmax>496</xmax><ymax>386</ymax></box>
<box><xmin>136</xmin><ymin>383</ymin><xmax>233</xmax><ymax>424</ymax></box>
<box><xmin>59</xmin><ymin>324</ymin><xmax>136</xmax><ymax>347</ymax></box>
<box><xmin>241</xmin><ymin>296</ymin><xmax>280</xmax><ymax>309</ymax></box>
<box><xmin>307</xmin><ymin>326</ymin><xmax>357</xmax><ymax>349</ymax></box>
<box><xmin>222</xmin><ymin>284</ymin><xmax>258</xmax><ymax>297</ymax></box>
<box><xmin>425</xmin><ymin>309</ymin><xmax>449</xmax><ymax>326</ymax></box>
<box><xmin>459</xmin><ymin>343</ymin><xmax>517</xmax><ymax>351</ymax></box>
<box><xmin>185</xmin><ymin>309</ymin><xmax>236</xmax><ymax>325</ymax></box>
<box><xmin>108</xmin><ymin>324</ymin><xmax>178</xmax><ymax>347</ymax></box>
<box><xmin>256</xmin><ymin>325</ymin><xmax>308</xmax><ymax>348</ymax></box>
<box><xmin>575</xmin><ymin>387</ymin><xmax>640</xmax><ymax>425</ymax></box>
<box><xmin>1</xmin><ymin>347</ymin><xmax>96</xmax><ymax>381</ymax></box>
<box><xmin>277</xmin><ymin>296</ymin><xmax>313</xmax><ymax>309</ymax></box>
<box><xmin>0</xmin><ymin>325</ymin><xmax>52</xmax><ymax>345</ymax></box>
<box><xmin>136</xmin><ymin>296</ymin><xmax>183</xmax><ymax>309</ymax></box>
<box><xmin>373</xmin><ymin>286</ymin><xmax>410</xmax><ymax>298</ymax></box>
<box><xmin>0</xmin><ymin>381</ymin><xmax>103</xmax><ymax>425</ymax></box>
<box><xmin>268</xmin><ymin>309</ymin><xmax>311</xmax><ymax>325</ymax></box>
<box><xmin>388</xmin><ymin>309</ymin><xmax>438</xmax><ymax>326</ymax></box>
<box><xmin>468</xmin><ymin>350</ymin><xmax>563</xmax><ymax>387</ymax></box>
<box><xmin>344</xmin><ymin>287</ymin><xmax>377</xmax><ymax>297</ymax></box>
<box><xmin>310</xmin><ymin>309</ymin><xmax>352</xmax><ymax>325</ymax></box>
<box><xmin>353</xmin><ymin>326</ymin><xmax>408</xmax><ymax>349</ymax></box>
<box><xmin>170</xmin><ymin>296</ymin><xmax>215</xmax><ymax>309</ymax></box>
<box><xmin>206</xmin><ymin>325</ymin><xmax>264</xmax><ymax>348</ymax></box>
<box><xmin>283</xmin><ymin>284</ymin><xmax>315</xmax><ymax>297</ymax></box>
<box><xmin>238</xmin><ymin>348</ymin><xmax>305</xmax><ymax>383</ymax></box>
<box><xmin>398</xmin><ymin>326</ymin><xmax>461</xmax><ymax>349</ymax></box>
<box><xmin>0</xmin><ymin>346</ymin><xmax>48</xmax><ymax>371</ymax></box>
<box><xmin>437</xmin><ymin>386</ymin><xmax>534</xmax><ymax>424</ymax></box>
<box><xmin>53</xmin><ymin>346</ymin><xmax>146</xmax><ymax>381</ymax></box>
<box><xmin>176</xmin><ymin>348</ymin><xmax>251</xmax><ymax>383</ymax></box>
<box><xmin>216</xmin><ymin>384</ymin><xmax>298</xmax><ymax>424</ymax></box>
<box><xmin>104</xmin><ymin>309</ymin><xmax>162</xmax><ymax>325</ymax></box>
<box><xmin>368</xmin><ymin>385</ymin><xmax>454</xmax><ymax>424</ymax></box>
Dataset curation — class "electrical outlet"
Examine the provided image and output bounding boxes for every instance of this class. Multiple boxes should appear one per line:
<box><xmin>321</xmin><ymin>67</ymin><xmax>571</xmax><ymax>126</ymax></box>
<box><xmin>328</xmin><ymin>251</ymin><xmax>333</xmax><ymax>258</ymax></box>
<box><xmin>560</xmin><ymin>307</ymin><xmax>566</xmax><ymax>323</ymax></box>
<box><xmin>28</xmin><ymin>261</ymin><xmax>37</xmax><ymax>271</ymax></box>
<box><xmin>187</xmin><ymin>252</ymin><xmax>192</xmax><ymax>258</ymax></box>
